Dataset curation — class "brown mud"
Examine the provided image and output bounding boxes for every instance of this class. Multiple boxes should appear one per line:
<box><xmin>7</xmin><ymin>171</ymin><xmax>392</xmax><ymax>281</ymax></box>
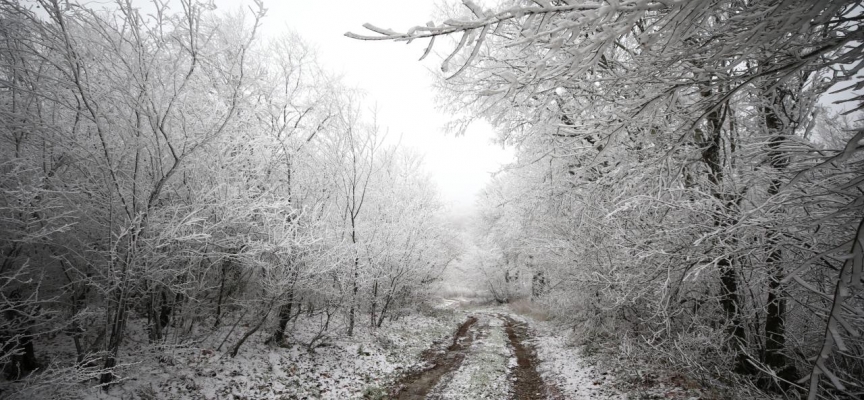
<box><xmin>389</xmin><ymin>316</ymin><xmax>478</xmax><ymax>399</ymax></box>
<box><xmin>502</xmin><ymin>316</ymin><xmax>562</xmax><ymax>400</ymax></box>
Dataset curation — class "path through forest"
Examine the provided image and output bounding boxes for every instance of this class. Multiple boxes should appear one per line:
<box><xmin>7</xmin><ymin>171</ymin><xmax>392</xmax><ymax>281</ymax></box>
<box><xmin>389</xmin><ymin>310</ymin><xmax>567</xmax><ymax>399</ymax></box>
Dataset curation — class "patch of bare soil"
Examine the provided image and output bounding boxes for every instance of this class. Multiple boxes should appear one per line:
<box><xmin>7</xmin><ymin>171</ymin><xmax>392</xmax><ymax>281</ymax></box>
<box><xmin>502</xmin><ymin>316</ymin><xmax>563</xmax><ymax>400</ymax></box>
<box><xmin>389</xmin><ymin>316</ymin><xmax>478</xmax><ymax>399</ymax></box>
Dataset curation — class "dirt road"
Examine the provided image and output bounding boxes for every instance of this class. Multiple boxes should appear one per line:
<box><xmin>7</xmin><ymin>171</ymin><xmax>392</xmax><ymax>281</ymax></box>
<box><xmin>388</xmin><ymin>312</ymin><xmax>561</xmax><ymax>399</ymax></box>
<box><xmin>390</xmin><ymin>316</ymin><xmax>478</xmax><ymax>399</ymax></box>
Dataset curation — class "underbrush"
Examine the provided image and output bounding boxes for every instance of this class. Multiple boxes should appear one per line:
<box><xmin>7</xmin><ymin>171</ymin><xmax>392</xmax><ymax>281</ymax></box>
<box><xmin>1</xmin><ymin>308</ymin><xmax>462</xmax><ymax>399</ymax></box>
<box><xmin>570</xmin><ymin>318</ymin><xmax>773</xmax><ymax>400</ymax></box>
<box><xmin>508</xmin><ymin>299</ymin><xmax>772</xmax><ymax>400</ymax></box>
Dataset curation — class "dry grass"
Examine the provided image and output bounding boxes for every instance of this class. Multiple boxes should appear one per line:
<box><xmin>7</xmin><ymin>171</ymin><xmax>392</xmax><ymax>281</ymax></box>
<box><xmin>434</xmin><ymin>287</ymin><xmax>487</xmax><ymax>299</ymax></box>
<box><xmin>507</xmin><ymin>298</ymin><xmax>552</xmax><ymax>322</ymax></box>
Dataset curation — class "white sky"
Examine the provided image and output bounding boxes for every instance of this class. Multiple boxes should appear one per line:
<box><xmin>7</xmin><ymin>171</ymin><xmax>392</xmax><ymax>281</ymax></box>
<box><xmin>217</xmin><ymin>0</ymin><xmax>514</xmax><ymax>216</ymax></box>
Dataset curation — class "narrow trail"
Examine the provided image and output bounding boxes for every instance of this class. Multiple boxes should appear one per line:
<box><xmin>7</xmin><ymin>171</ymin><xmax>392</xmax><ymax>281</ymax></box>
<box><xmin>390</xmin><ymin>316</ymin><xmax>478</xmax><ymax>399</ymax></box>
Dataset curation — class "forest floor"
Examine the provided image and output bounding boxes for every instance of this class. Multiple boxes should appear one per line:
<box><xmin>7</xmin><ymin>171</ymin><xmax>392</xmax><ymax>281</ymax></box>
<box><xmin>6</xmin><ymin>299</ymin><xmax>718</xmax><ymax>399</ymax></box>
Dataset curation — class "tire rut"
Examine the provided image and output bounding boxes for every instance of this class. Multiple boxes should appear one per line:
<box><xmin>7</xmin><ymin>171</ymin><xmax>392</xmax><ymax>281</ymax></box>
<box><xmin>389</xmin><ymin>316</ymin><xmax>478</xmax><ymax>399</ymax></box>
<box><xmin>502</xmin><ymin>316</ymin><xmax>562</xmax><ymax>400</ymax></box>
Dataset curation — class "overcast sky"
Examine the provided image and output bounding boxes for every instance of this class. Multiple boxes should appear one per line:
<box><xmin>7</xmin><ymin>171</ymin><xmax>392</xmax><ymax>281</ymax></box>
<box><xmin>213</xmin><ymin>0</ymin><xmax>514</xmax><ymax>216</ymax></box>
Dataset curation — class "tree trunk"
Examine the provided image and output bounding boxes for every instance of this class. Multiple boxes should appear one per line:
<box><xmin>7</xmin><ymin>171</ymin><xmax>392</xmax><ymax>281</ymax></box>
<box><xmin>370</xmin><ymin>281</ymin><xmax>378</xmax><ymax>328</ymax></box>
<box><xmin>214</xmin><ymin>262</ymin><xmax>228</xmax><ymax>328</ymax></box>
<box><xmin>376</xmin><ymin>291</ymin><xmax>394</xmax><ymax>328</ymax></box>
<box><xmin>99</xmin><ymin>303</ymin><xmax>126</xmax><ymax>386</ymax></box>
<box><xmin>719</xmin><ymin>258</ymin><xmax>752</xmax><ymax>374</ymax></box>
<box><xmin>532</xmin><ymin>271</ymin><xmax>546</xmax><ymax>299</ymax></box>
<box><xmin>230</xmin><ymin>304</ymin><xmax>273</xmax><ymax>358</ymax></box>
<box><xmin>698</xmin><ymin>92</ymin><xmax>753</xmax><ymax>375</ymax></box>
<box><xmin>347</xmin><ymin>254</ymin><xmax>359</xmax><ymax>337</ymax></box>
<box><xmin>100</xmin><ymin>247</ymin><xmax>135</xmax><ymax>387</ymax></box>
<box><xmin>271</xmin><ymin>293</ymin><xmax>293</xmax><ymax>345</ymax></box>
<box><xmin>762</xmin><ymin>95</ymin><xmax>797</xmax><ymax>386</ymax></box>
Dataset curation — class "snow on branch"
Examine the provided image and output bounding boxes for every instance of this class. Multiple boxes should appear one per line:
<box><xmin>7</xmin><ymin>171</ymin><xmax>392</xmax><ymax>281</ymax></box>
<box><xmin>345</xmin><ymin>0</ymin><xmax>681</xmax><ymax>78</ymax></box>
<box><xmin>802</xmin><ymin>215</ymin><xmax>864</xmax><ymax>399</ymax></box>
<box><xmin>347</xmin><ymin>0</ymin><xmax>677</xmax><ymax>41</ymax></box>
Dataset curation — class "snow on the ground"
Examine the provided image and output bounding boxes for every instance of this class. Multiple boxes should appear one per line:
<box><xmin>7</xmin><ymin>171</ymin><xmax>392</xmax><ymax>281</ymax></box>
<box><xmin>437</xmin><ymin>298</ymin><xmax>464</xmax><ymax>309</ymax></box>
<box><xmin>532</xmin><ymin>330</ymin><xmax>625</xmax><ymax>399</ymax></box>
<box><xmin>7</xmin><ymin>302</ymin><xmax>730</xmax><ymax>400</ymax></box>
<box><xmin>9</xmin><ymin>309</ymin><xmax>462</xmax><ymax>399</ymax></box>
<box><xmin>507</xmin><ymin>313</ymin><xmax>625</xmax><ymax>400</ymax></box>
<box><xmin>509</xmin><ymin>307</ymin><xmax>726</xmax><ymax>400</ymax></box>
<box><xmin>437</xmin><ymin>314</ymin><xmax>511</xmax><ymax>399</ymax></box>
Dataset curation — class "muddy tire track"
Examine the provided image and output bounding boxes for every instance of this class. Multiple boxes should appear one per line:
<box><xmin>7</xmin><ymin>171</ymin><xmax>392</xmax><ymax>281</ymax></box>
<box><xmin>389</xmin><ymin>316</ymin><xmax>478</xmax><ymax>399</ymax></box>
<box><xmin>502</xmin><ymin>316</ymin><xmax>562</xmax><ymax>400</ymax></box>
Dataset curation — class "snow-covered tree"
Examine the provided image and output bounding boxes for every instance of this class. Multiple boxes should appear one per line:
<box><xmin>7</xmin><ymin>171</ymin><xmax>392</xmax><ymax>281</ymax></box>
<box><xmin>350</xmin><ymin>0</ymin><xmax>864</xmax><ymax>396</ymax></box>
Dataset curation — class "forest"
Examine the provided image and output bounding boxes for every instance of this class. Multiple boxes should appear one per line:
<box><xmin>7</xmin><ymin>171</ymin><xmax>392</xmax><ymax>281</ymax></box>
<box><xmin>2</xmin><ymin>0</ymin><xmax>863</xmax><ymax>399</ymax></box>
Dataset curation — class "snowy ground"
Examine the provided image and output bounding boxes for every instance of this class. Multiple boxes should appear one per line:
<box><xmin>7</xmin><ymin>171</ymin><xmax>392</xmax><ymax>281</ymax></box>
<box><xmin>389</xmin><ymin>308</ymin><xmax>615</xmax><ymax>400</ymax></box>
<box><xmin>108</xmin><ymin>307</ymin><xmax>624</xmax><ymax>400</ymax></box>
<box><xmin>522</xmin><ymin>315</ymin><xmax>625</xmax><ymax>400</ymax></box>
<box><xmin>436</xmin><ymin>315</ymin><xmax>511</xmax><ymax>399</ymax></box>
<box><xmin>3</xmin><ymin>308</ymin><xmax>461</xmax><ymax>399</ymax></box>
<box><xmin>508</xmin><ymin>308</ymin><xmax>726</xmax><ymax>400</ymax></box>
<box><xmin>103</xmin><ymin>312</ymin><xmax>460</xmax><ymax>400</ymax></box>
<box><xmin>4</xmin><ymin>301</ymin><xmax>722</xmax><ymax>399</ymax></box>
